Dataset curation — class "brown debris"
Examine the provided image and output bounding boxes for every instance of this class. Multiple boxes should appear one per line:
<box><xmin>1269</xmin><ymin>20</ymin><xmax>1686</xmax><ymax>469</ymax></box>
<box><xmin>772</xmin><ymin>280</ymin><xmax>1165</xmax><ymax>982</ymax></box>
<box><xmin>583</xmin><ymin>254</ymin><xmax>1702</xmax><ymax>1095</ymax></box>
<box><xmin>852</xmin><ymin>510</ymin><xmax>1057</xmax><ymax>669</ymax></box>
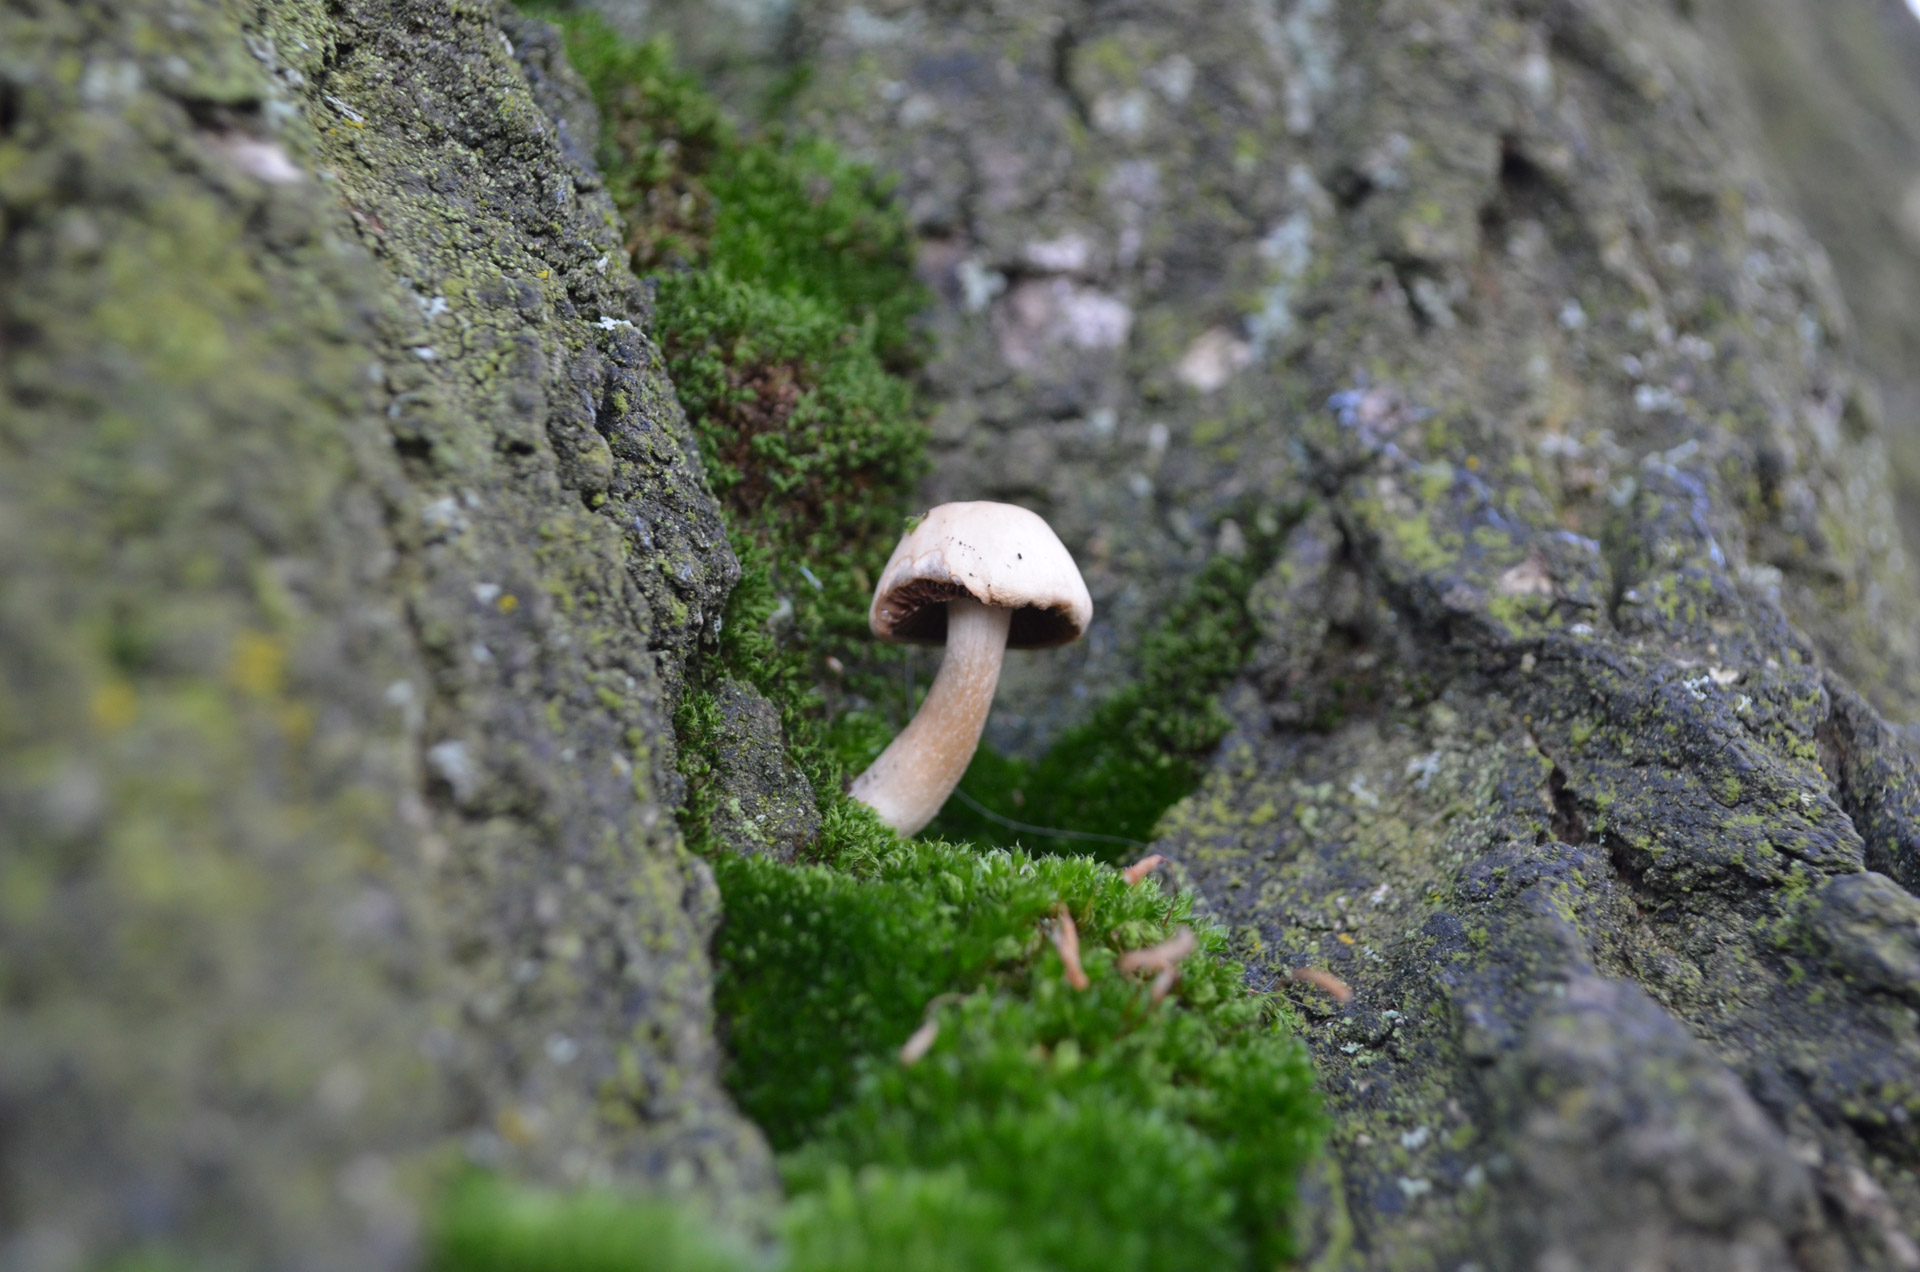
<box><xmin>899</xmin><ymin>1017</ymin><xmax>941</xmax><ymax>1066</ymax></box>
<box><xmin>1290</xmin><ymin>966</ymin><xmax>1354</xmax><ymax>1002</ymax></box>
<box><xmin>1122</xmin><ymin>853</ymin><xmax>1167</xmax><ymax>886</ymax></box>
<box><xmin>1048</xmin><ymin>903</ymin><xmax>1090</xmax><ymax>990</ymax></box>
<box><xmin>1118</xmin><ymin>926</ymin><xmax>1198</xmax><ymax>1002</ymax></box>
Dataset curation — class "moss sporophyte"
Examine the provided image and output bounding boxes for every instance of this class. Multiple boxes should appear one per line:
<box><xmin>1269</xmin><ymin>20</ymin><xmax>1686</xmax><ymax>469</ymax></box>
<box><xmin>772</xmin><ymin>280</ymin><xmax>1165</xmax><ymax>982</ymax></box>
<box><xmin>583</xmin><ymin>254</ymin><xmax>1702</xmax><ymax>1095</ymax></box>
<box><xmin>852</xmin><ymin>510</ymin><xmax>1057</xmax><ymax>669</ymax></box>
<box><xmin>454</xmin><ymin>13</ymin><xmax>1323</xmax><ymax>1271</ymax></box>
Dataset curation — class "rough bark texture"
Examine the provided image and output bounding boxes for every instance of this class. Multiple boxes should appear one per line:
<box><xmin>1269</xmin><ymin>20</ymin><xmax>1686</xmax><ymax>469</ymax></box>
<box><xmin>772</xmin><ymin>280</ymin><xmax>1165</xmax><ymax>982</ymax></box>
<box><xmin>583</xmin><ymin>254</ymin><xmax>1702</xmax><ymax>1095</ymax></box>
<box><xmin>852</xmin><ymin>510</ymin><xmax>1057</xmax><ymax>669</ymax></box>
<box><xmin>1692</xmin><ymin>0</ymin><xmax>1920</xmax><ymax>561</ymax></box>
<box><xmin>0</xmin><ymin>3</ymin><xmax>771</xmax><ymax>1269</ymax></box>
<box><xmin>606</xmin><ymin>0</ymin><xmax>1920</xmax><ymax>1267</ymax></box>
<box><xmin>11</xmin><ymin>0</ymin><xmax>1920</xmax><ymax>1269</ymax></box>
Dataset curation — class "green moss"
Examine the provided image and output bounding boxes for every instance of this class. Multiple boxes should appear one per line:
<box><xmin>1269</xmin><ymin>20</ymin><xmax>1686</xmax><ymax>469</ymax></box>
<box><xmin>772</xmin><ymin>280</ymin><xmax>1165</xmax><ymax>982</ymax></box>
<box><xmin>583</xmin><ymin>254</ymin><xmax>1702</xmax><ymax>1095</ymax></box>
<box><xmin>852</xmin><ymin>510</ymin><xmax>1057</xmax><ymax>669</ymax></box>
<box><xmin>434</xmin><ymin>1167</ymin><xmax>1049</xmax><ymax>1272</ymax></box>
<box><xmin>717</xmin><ymin>839</ymin><xmax>1321</xmax><ymax>1270</ymax></box>
<box><xmin>780</xmin><ymin>1165</ymin><xmax>1044</xmax><ymax>1272</ymax></box>
<box><xmin>534</xmin><ymin>9</ymin><xmax>926</xmax><ymax>365</ymax></box>
<box><xmin>656</xmin><ymin>271</ymin><xmax>923</xmax><ymax>563</ymax></box>
<box><xmin>433</xmin><ymin>1178</ymin><xmax>761</xmax><ymax>1272</ymax></box>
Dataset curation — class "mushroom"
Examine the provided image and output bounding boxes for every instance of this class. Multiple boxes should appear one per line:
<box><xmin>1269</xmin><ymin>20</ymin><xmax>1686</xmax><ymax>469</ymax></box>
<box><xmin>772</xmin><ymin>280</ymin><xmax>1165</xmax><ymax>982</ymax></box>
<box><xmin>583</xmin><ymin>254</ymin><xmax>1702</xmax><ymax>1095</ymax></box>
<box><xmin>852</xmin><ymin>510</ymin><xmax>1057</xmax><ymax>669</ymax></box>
<box><xmin>849</xmin><ymin>501</ymin><xmax>1092</xmax><ymax>836</ymax></box>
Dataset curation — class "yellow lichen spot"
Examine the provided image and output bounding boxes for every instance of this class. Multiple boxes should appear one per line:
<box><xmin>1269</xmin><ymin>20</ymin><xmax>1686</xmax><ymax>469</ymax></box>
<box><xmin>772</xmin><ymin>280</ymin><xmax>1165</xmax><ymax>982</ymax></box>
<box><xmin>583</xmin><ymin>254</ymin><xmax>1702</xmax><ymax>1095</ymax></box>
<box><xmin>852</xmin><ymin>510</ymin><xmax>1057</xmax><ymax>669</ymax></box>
<box><xmin>1</xmin><ymin>857</ymin><xmax>52</xmax><ymax>923</ymax></box>
<box><xmin>90</xmin><ymin>680</ymin><xmax>139</xmax><ymax>733</ymax></box>
<box><xmin>536</xmin><ymin>269</ymin><xmax>550</xmax><ymax>280</ymax></box>
<box><xmin>1464</xmin><ymin>454</ymin><xmax>1480</xmax><ymax>471</ymax></box>
<box><xmin>1337</xmin><ymin>932</ymin><xmax>1356</xmax><ymax>945</ymax></box>
<box><xmin>277</xmin><ymin>702</ymin><xmax>315</xmax><ymax>743</ymax></box>
<box><xmin>496</xmin><ymin>1106</ymin><xmax>536</xmax><ymax>1148</ymax></box>
<box><xmin>228</xmin><ymin>629</ymin><xmax>286</xmax><ymax>698</ymax></box>
<box><xmin>497</xmin><ymin>593</ymin><xmax>520</xmax><ymax>614</ymax></box>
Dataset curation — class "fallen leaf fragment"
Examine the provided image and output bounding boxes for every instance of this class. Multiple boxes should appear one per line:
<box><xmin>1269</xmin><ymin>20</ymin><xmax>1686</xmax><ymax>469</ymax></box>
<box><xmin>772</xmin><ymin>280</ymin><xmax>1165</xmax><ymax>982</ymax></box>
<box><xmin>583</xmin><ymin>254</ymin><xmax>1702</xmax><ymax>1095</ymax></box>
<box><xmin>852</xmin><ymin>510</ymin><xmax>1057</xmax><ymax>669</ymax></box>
<box><xmin>1049</xmin><ymin>903</ymin><xmax>1090</xmax><ymax>990</ymax></box>
<box><xmin>1290</xmin><ymin>966</ymin><xmax>1353</xmax><ymax>1002</ymax></box>
<box><xmin>1122</xmin><ymin>853</ymin><xmax>1167</xmax><ymax>886</ymax></box>
<box><xmin>1118</xmin><ymin>926</ymin><xmax>1198</xmax><ymax>1002</ymax></box>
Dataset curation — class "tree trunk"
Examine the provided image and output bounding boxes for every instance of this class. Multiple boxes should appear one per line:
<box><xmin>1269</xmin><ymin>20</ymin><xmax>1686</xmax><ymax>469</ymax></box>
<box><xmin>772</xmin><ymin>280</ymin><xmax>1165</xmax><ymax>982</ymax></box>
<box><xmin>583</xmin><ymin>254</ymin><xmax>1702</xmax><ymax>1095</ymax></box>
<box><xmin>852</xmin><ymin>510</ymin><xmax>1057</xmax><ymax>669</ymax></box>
<box><xmin>0</xmin><ymin>4</ymin><xmax>771</xmax><ymax>1269</ymax></box>
<box><xmin>10</xmin><ymin>0</ymin><xmax>1920</xmax><ymax>1269</ymax></box>
<box><xmin>608</xmin><ymin>0</ymin><xmax>1920</xmax><ymax>1266</ymax></box>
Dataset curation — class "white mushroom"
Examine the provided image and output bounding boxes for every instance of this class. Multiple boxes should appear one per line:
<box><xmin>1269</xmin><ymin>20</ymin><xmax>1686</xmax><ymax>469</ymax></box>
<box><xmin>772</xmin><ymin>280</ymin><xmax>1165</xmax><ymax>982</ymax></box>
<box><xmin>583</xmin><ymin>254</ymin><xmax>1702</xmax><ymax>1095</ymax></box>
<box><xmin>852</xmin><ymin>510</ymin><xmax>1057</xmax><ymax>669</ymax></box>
<box><xmin>850</xmin><ymin>502</ymin><xmax>1092</xmax><ymax>836</ymax></box>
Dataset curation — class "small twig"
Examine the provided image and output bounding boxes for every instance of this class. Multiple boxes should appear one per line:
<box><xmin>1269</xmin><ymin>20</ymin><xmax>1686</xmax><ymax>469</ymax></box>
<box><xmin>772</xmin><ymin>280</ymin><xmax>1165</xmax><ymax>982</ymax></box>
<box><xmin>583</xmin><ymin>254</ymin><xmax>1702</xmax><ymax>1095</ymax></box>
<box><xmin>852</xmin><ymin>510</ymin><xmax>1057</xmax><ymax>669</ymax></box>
<box><xmin>1289</xmin><ymin>966</ymin><xmax>1354</xmax><ymax>1003</ymax></box>
<box><xmin>1048</xmin><ymin>903</ymin><xmax>1090</xmax><ymax>990</ymax></box>
<box><xmin>899</xmin><ymin>992</ymin><xmax>966</xmax><ymax>1065</ymax></box>
<box><xmin>1122</xmin><ymin>853</ymin><xmax>1166</xmax><ymax>885</ymax></box>
<box><xmin>899</xmin><ymin>1018</ymin><xmax>940</xmax><ymax>1065</ymax></box>
<box><xmin>1118</xmin><ymin>926</ymin><xmax>1198</xmax><ymax>1002</ymax></box>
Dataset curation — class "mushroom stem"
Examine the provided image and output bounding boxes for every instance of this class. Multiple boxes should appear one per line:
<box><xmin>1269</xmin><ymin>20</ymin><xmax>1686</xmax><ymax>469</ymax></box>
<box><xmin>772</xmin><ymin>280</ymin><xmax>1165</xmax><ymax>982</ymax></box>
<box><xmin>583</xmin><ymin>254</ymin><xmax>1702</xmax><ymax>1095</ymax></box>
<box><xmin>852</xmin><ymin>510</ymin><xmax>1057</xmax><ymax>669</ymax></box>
<box><xmin>851</xmin><ymin>596</ymin><xmax>1011</xmax><ymax>836</ymax></box>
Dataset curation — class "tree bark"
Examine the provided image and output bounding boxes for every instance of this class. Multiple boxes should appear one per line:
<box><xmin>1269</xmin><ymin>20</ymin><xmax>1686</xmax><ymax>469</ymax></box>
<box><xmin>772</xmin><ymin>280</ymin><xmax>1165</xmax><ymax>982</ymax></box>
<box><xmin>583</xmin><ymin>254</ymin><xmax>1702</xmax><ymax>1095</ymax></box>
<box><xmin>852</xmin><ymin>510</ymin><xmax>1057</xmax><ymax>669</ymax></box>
<box><xmin>0</xmin><ymin>4</ymin><xmax>770</xmax><ymax>1269</ymax></box>
<box><xmin>11</xmin><ymin>0</ymin><xmax>1920</xmax><ymax>1268</ymax></box>
<box><xmin>1693</xmin><ymin>0</ymin><xmax>1920</xmax><ymax>564</ymax></box>
<box><xmin>610</xmin><ymin>0</ymin><xmax>1920</xmax><ymax>1265</ymax></box>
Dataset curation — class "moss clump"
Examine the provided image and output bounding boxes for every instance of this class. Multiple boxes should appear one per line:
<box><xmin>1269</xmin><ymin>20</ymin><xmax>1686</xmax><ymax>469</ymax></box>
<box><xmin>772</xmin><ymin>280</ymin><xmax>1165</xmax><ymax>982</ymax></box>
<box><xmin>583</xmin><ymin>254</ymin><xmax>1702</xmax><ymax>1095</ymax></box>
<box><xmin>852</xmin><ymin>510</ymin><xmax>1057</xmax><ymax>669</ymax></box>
<box><xmin>434</xmin><ymin>1178</ymin><xmax>761</xmax><ymax>1272</ymax></box>
<box><xmin>655</xmin><ymin>272</ymin><xmax>920</xmax><ymax>613</ymax></box>
<box><xmin>435</xmin><ymin>844</ymin><xmax>1323</xmax><ymax>1272</ymax></box>
<box><xmin>718</xmin><ymin>839</ymin><xmax>1320</xmax><ymax>1270</ymax></box>
<box><xmin>547</xmin><ymin>18</ymin><xmax>923</xmax><ymax>360</ymax></box>
<box><xmin>434</xmin><ymin>1168</ymin><xmax>1042</xmax><ymax>1272</ymax></box>
<box><xmin>450</xmin><ymin>13</ymin><xmax>1322</xmax><ymax>1271</ymax></box>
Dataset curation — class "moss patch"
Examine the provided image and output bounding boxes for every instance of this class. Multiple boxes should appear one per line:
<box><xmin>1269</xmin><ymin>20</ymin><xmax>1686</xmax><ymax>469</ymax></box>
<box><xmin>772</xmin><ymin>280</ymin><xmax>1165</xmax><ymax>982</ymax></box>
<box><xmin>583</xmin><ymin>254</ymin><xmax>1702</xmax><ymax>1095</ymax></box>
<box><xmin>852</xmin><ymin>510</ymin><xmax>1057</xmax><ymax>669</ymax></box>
<box><xmin>721</xmin><ymin>838</ymin><xmax>1320</xmax><ymax>1271</ymax></box>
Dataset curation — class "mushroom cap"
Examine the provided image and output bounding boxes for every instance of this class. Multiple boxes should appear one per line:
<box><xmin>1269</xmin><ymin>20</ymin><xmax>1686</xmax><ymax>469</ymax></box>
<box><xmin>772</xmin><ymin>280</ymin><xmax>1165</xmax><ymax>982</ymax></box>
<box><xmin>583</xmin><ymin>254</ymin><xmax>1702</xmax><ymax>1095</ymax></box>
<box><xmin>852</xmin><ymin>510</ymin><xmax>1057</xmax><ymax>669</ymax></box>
<box><xmin>869</xmin><ymin>501</ymin><xmax>1094</xmax><ymax>648</ymax></box>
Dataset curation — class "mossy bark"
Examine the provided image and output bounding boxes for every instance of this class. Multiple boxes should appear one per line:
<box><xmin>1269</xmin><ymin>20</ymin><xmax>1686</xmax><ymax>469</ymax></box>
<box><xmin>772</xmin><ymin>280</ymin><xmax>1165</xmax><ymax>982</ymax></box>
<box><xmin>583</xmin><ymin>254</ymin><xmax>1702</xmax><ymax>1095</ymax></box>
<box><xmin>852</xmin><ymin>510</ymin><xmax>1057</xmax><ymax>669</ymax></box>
<box><xmin>0</xmin><ymin>3</ymin><xmax>771</xmax><ymax>1269</ymax></box>
<box><xmin>600</xmin><ymin>0</ymin><xmax>1920</xmax><ymax>1265</ymax></box>
<box><xmin>13</xmin><ymin>0</ymin><xmax>1920</xmax><ymax>1267</ymax></box>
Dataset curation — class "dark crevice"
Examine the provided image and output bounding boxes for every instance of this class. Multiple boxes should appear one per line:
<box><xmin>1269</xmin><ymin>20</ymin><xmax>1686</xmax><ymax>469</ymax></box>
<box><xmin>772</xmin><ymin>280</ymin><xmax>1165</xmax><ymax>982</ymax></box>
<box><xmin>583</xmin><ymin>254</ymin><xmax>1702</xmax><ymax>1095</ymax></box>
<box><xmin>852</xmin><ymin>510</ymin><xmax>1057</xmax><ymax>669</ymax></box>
<box><xmin>1329</xmin><ymin>164</ymin><xmax>1376</xmax><ymax>211</ymax></box>
<box><xmin>1814</xmin><ymin>710</ymin><xmax>1852</xmax><ymax>808</ymax></box>
<box><xmin>0</xmin><ymin>79</ymin><xmax>19</xmax><ymax>138</ymax></box>
<box><xmin>1478</xmin><ymin>136</ymin><xmax>1561</xmax><ymax>245</ymax></box>
<box><xmin>1599</xmin><ymin>494</ymin><xmax>1642</xmax><ymax>630</ymax></box>
<box><xmin>1387</xmin><ymin>258</ymin><xmax>1436</xmax><ymax>334</ymax></box>
<box><xmin>1548</xmin><ymin>764</ymin><xmax>1589</xmax><ymax>846</ymax></box>
<box><xmin>1050</xmin><ymin>23</ymin><xmax>1093</xmax><ymax>131</ymax></box>
<box><xmin>1606</xmin><ymin>839</ymin><xmax>1655</xmax><ymax>921</ymax></box>
<box><xmin>1810</xmin><ymin>686</ymin><xmax>1918</xmax><ymax>890</ymax></box>
<box><xmin>1753</xmin><ymin>442</ymin><xmax>1786</xmax><ymax>530</ymax></box>
<box><xmin>1496</xmin><ymin>137</ymin><xmax>1551</xmax><ymax>202</ymax></box>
